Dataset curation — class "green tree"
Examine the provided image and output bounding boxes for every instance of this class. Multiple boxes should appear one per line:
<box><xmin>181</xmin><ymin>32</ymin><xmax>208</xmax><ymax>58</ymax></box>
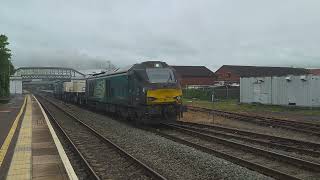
<box><xmin>0</xmin><ymin>34</ymin><xmax>13</xmax><ymax>97</ymax></box>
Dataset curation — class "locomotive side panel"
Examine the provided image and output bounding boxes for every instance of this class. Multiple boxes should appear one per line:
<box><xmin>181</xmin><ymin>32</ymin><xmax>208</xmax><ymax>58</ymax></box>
<box><xmin>87</xmin><ymin>78</ymin><xmax>106</xmax><ymax>103</ymax></box>
<box><xmin>107</xmin><ymin>74</ymin><xmax>130</xmax><ymax>105</ymax></box>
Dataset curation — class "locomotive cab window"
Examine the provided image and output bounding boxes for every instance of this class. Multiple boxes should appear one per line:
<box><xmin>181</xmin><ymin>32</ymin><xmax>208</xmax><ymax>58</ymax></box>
<box><xmin>146</xmin><ymin>68</ymin><xmax>176</xmax><ymax>83</ymax></box>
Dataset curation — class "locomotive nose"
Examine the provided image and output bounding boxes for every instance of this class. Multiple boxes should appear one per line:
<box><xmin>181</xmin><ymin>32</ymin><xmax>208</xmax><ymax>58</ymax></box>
<box><xmin>146</xmin><ymin>89</ymin><xmax>182</xmax><ymax>104</ymax></box>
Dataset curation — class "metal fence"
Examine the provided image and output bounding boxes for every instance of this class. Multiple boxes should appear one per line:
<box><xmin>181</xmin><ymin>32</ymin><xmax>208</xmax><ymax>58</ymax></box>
<box><xmin>183</xmin><ymin>86</ymin><xmax>240</xmax><ymax>101</ymax></box>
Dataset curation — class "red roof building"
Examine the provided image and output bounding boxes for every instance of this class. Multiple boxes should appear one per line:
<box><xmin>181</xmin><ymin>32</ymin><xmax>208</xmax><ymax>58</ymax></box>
<box><xmin>309</xmin><ymin>69</ymin><xmax>320</xmax><ymax>75</ymax></box>
<box><xmin>171</xmin><ymin>66</ymin><xmax>216</xmax><ymax>88</ymax></box>
<box><xmin>215</xmin><ymin>65</ymin><xmax>309</xmax><ymax>84</ymax></box>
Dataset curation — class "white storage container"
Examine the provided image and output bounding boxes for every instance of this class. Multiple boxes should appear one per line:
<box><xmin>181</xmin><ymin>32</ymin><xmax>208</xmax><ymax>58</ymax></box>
<box><xmin>72</xmin><ymin>80</ymin><xmax>86</xmax><ymax>93</ymax></box>
<box><xmin>63</xmin><ymin>82</ymin><xmax>73</xmax><ymax>92</ymax></box>
<box><xmin>240</xmin><ymin>75</ymin><xmax>320</xmax><ymax>107</ymax></box>
<box><xmin>9</xmin><ymin>76</ymin><xmax>23</xmax><ymax>94</ymax></box>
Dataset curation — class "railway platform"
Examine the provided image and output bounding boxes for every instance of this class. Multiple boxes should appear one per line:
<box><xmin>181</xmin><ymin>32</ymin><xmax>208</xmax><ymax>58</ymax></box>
<box><xmin>0</xmin><ymin>94</ymin><xmax>77</xmax><ymax>180</ymax></box>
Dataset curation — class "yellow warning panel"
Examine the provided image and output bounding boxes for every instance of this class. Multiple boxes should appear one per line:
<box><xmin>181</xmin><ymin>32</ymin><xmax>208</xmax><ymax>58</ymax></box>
<box><xmin>6</xmin><ymin>95</ymin><xmax>32</xmax><ymax>179</ymax></box>
<box><xmin>0</xmin><ymin>95</ymin><xmax>27</xmax><ymax>166</ymax></box>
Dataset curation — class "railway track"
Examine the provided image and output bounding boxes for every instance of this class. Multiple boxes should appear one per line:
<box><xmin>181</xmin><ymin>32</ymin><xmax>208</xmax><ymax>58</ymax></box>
<box><xmin>38</xmin><ymin>97</ymin><xmax>100</xmax><ymax>180</ymax></box>
<box><xmin>38</xmin><ymin>95</ymin><xmax>320</xmax><ymax>179</ymax></box>
<box><xmin>37</xmin><ymin>95</ymin><xmax>166</xmax><ymax>180</ymax></box>
<box><xmin>188</xmin><ymin>106</ymin><xmax>320</xmax><ymax>136</ymax></box>
<box><xmin>154</xmin><ymin>123</ymin><xmax>320</xmax><ymax>180</ymax></box>
<box><xmin>175</xmin><ymin>121</ymin><xmax>320</xmax><ymax>158</ymax></box>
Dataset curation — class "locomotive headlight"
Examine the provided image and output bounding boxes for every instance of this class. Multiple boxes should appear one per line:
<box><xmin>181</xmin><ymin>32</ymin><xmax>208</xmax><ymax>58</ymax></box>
<box><xmin>175</xmin><ymin>96</ymin><xmax>181</xmax><ymax>100</ymax></box>
<box><xmin>148</xmin><ymin>97</ymin><xmax>157</xmax><ymax>101</ymax></box>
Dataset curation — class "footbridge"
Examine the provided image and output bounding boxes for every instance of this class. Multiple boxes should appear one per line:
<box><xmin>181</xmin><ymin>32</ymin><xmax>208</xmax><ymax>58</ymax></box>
<box><xmin>14</xmin><ymin>67</ymin><xmax>85</xmax><ymax>81</ymax></box>
<box><xmin>10</xmin><ymin>67</ymin><xmax>86</xmax><ymax>93</ymax></box>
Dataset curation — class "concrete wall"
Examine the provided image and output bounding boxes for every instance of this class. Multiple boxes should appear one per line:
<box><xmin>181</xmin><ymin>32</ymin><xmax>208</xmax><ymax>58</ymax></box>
<box><xmin>240</xmin><ymin>75</ymin><xmax>320</xmax><ymax>107</ymax></box>
<box><xmin>9</xmin><ymin>76</ymin><xmax>23</xmax><ymax>94</ymax></box>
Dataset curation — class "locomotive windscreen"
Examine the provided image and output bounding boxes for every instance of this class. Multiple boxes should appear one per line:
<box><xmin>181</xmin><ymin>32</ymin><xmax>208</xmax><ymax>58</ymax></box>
<box><xmin>146</xmin><ymin>68</ymin><xmax>176</xmax><ymax>83</ymax></box>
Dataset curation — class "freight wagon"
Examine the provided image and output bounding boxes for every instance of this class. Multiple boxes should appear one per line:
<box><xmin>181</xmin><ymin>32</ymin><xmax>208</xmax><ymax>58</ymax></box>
<box><xmin>63</xmin><ymin>80</ymin><xmax>86</xmax><ymax>104</ymax></box>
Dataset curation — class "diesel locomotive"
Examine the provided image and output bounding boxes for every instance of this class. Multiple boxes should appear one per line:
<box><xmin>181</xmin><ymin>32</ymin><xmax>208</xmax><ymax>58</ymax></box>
<box><xmin>55</xmin><ymin>61</ymin><xmax>183</xmax><ymax>123</ymax></box>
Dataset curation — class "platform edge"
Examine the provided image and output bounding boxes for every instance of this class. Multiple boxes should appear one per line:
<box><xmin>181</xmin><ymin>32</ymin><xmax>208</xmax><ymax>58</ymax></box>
<box><xmin>0</xmin><ymin>95</ymin><xmax>27</xmax><ymax>166</ymax></box>
<box><xmin>33</xmin><ymin>95</ymin><xmax>78</xmax><ymax>180</ymax></box>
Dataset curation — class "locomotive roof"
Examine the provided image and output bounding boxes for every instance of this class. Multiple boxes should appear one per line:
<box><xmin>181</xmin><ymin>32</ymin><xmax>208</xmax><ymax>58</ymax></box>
<box><xmin>88</xmin><ymin>64</ymin><xmax>134</xmax><ymax>78</ymax></box>
<box><xmin>87</xmin><ymin>61</ymin><xmax>169</xmax><ymax>79</ymax></box>
<box><xmin>114</xmin><ymin>65</ymin><xmax>134</xmax><ymax>74</ymax></box>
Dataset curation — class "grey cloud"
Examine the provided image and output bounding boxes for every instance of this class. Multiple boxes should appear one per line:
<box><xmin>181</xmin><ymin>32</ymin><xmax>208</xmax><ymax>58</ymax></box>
<box><xmin>1</xmin><ymin>0</ymin><xmax>320</xmax><ymax>70</ymax></box>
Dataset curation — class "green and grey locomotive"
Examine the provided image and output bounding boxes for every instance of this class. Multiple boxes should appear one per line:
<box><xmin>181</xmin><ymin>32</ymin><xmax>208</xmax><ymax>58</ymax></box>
<box><xmin>85</xmin><ymin>61</ymin><xmax>183</xmax><ymax>123</ymax></box>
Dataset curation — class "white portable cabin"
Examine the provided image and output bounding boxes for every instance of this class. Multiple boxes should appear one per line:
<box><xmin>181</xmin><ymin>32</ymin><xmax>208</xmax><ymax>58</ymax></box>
<box><xmin>240</xmin><ymin>75</ymin><xmax>320</xmax><ymax>107</ymax></box>
<box><xmin>9</xmin><ymin>76</ymin><xmax>23</xmax><ymax>94</ymax></box>
<box><xmin>63</xmin><ymin>82</ymin><xmax>74</xmax><ymax>92</ymax></box>
<box><xmin>63</xmin><ymin>80</ymin><xmax>86</xmax><ymax>93</ymax></box>
<box><xmin>72</xmin><ymin>80</ymin><xmax>86</xmax><ymax>92</ymax></box>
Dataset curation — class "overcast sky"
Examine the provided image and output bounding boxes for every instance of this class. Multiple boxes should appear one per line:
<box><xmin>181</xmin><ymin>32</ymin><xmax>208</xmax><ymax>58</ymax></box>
<box><xmin>1</xmin><ymin>0</ymin><xmax>320</xmax><ymax>70</ymax></box>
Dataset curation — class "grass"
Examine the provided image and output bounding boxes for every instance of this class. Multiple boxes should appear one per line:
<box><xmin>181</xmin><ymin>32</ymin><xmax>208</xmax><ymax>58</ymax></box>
<box><xmin>183</xmin><ymin>98</ymin><xmax>320</xmax><ymax>116</ymax></box>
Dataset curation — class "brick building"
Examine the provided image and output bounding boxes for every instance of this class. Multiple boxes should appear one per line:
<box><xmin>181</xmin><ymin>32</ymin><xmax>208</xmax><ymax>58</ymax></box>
<box><xmin>215</xmin><ymin>65</ymin><xmax>309</xmax><ymax>85</ymax></box>
<box><xmin>171</xmin><ymin>66</ymin><xmax>216</xmax><ymax>88</ymax></box>
<box><xmin>309</xmin><ymin>69</ymin><xmax>320</xmax><ymax>75</ymax></box>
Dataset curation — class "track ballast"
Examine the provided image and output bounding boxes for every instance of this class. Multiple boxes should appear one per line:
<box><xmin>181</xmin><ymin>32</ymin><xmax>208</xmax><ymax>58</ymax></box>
<box><xmin>38</xmin><ymin>95</ymin><xmax>166</xmax><ymax>180</ymax></box>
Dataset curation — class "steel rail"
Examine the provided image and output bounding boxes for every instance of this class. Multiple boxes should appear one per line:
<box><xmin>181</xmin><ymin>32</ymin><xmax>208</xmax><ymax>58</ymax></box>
<box><xmin>150</xmin><ymin>127</ymin><xmax>302</xmax><ymax>180</ymax></box>
<box><xmin>39</xmin><ymin>97</ymin><xmax>100</xmax><ymax>180</ymax></box>
<box><xmin>39</xmin><ymin>95</ymin><xmax>167</xmax><ymax>180</ymax></box>
<box><xmin>157</xmin><ymin>123</ymin><xmax>320</xmax><ymax>179</ymax></box>
<box><xmin>162</xmin><ymin>123</ymin><xmax>320</xmax><ymax>172</ymax></box>
<box><xmin>188</xmin><ymin>106</ymin><xmax>320</xmax><ymax>129</ymax></box>
<box><xmin>174</xmin><ymin>121</ymin><xmax>320</xmax><ymax>157</ymax></box>
<box><xmin>187</xmin><ymin>106</ymin><xmax>320</xmax><ymax>136</ymax></box>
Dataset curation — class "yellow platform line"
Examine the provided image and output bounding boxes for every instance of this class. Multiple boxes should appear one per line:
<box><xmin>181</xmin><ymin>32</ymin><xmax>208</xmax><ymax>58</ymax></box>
<box><xmin>0</xmin><ymin>95</ymin><xmax>27</xmax><ymax>166</ymax></box>
<box><xmin>6</xmin><ymin>95</ymin><xmax>32</xmax><ymax>179</ymax></box>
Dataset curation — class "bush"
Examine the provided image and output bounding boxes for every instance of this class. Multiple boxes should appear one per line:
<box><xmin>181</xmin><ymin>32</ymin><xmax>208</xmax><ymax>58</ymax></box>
<box><xmin>183</xmin><ymin>87</ymin><xmax>240</xmax><ymax>101</ymax></box>
<box><xmin>183</xmin><ymin>89</ymin><xmax>213</xmax><ymax>101</ymax></box>
<box><xmin>0</xmin><ymin>34</ymin><xmax>13</xmax><ymax>97</ymax></box>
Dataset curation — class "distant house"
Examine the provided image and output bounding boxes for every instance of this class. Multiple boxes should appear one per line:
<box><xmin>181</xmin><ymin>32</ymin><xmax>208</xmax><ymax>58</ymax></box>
<box><xmin>171</xmin><ymin>66</ymin><xmax>216</xmax><ymax>88</ymax></box>
<box><xmin>215</xmin><ymin>65</ymin><xmax>309</xmax><ymax>85</ymax></box>
<box><xmin>309</xmin><ymin>69</ymin><xmax>320</xmax><ymax>75</ymax></box>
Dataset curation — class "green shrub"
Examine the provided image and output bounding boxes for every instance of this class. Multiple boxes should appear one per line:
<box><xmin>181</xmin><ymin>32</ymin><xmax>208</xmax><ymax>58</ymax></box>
<box><xmin>183</xmin><ymin>89</ymin><xmax>213</xmax><ymax>101</ymax></box>
<box><xmin>0</xmin><ymin>34</ymin><xmax>13</xmax><ymax>97</ymax></box>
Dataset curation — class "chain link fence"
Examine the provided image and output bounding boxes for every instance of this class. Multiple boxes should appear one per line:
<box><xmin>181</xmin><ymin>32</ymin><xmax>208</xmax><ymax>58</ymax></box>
<box><xmin>183</xmin><ymin>86</ymin><xmax>240</xmax><ymax>101</ymax></box>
